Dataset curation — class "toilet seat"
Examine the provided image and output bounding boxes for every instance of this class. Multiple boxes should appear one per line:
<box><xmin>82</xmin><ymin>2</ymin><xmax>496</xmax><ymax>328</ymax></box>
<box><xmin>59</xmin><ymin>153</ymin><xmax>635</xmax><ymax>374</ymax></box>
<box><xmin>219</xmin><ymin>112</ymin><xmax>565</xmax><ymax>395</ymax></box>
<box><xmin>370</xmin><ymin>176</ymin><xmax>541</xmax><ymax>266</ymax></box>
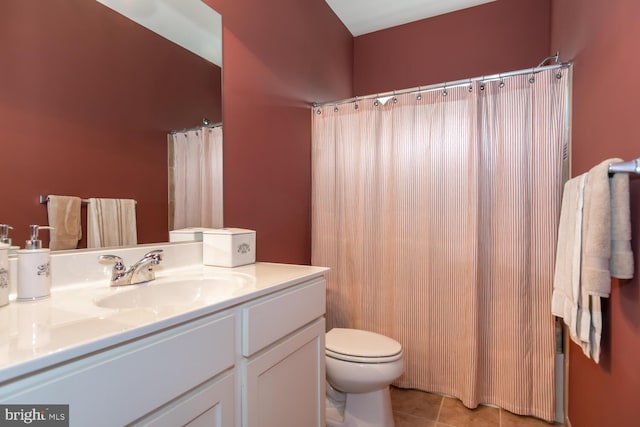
<box><xmin>326</xmin><ymin>328</ymin><xmax>402</xmax><ymax>363</ymax></box>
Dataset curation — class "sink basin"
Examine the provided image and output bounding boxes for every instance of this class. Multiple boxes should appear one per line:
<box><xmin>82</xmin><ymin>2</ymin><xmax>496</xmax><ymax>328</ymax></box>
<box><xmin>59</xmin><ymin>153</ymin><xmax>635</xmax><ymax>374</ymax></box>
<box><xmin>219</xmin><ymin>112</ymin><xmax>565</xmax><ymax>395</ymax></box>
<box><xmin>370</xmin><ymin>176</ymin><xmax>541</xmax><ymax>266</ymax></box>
<box><xmin>94</xmin><ymin>274</ymin><xmax>251</xmax><ymax>310</ymax></box>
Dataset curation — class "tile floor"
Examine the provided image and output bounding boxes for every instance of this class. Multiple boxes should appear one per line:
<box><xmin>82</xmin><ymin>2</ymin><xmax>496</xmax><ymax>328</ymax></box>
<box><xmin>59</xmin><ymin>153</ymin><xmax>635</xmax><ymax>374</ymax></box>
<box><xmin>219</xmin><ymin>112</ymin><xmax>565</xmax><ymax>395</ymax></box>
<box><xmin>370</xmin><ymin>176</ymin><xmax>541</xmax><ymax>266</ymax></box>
<box><xmin>391</xmin><ymin>387</ymin><xmax>564</xmax><ymax>427</ymax></box>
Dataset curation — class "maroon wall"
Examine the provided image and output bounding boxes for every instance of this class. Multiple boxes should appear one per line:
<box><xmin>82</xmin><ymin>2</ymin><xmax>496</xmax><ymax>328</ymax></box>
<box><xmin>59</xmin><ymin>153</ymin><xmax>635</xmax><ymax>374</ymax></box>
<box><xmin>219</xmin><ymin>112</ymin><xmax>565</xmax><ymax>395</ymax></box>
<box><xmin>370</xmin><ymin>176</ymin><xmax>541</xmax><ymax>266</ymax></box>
<box><xmin>0</xmin><ymin>0</ymin><xmax>221</xmax><ymax>247</ymax></box>
<box><xmin>551</xmin><ymin>0</ymin><xmax>640</xmax><ymax>425</ymax></box>
<box><xmin>353</xmin><ymin>0</ymin><xmax>551</xmax><ymax>95</ymax></box>
<box><xmin>204</xmin><ymin>0</ymin><xmax>353</xmax><ymax>264</ymax></box>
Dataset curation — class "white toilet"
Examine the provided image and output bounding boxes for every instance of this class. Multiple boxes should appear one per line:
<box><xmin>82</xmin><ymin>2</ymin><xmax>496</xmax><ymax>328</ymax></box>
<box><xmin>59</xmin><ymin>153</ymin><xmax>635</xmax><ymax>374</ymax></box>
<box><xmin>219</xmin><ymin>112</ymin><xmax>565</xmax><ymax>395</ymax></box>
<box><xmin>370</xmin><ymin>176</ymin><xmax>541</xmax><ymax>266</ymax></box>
<box><xmin>325</xmin><ymin>328</ymin><xmax>404</xmax><ymax>427</ymax></box>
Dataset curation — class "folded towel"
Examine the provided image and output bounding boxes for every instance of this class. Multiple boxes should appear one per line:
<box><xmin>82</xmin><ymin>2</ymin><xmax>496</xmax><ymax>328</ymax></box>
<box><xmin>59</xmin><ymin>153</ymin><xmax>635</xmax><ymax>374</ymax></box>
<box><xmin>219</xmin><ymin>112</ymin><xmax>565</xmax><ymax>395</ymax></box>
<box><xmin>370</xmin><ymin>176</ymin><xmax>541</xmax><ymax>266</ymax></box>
<box><xmin>609</xmin><ymin>171</ymin><xmax>634</xmax><ymax>278</ymax></box>
<box><xmin>581</xmin><ymin>160</ymin><xmax>614</xmax><ymax>298</ymax></box>
<box><xmin>87</xmin><ymin>198</ymin><xmax>137</xmax><ymax>248</ymax></box>
<box><xmin>47</xmin><ymin>195</ymin><xmax>82</xmax><ymax>250</ymax></box>
<box><xmin>580</xmin><ymin>158</ymin><xmax>634</xmax><ymax>363</ymax></box>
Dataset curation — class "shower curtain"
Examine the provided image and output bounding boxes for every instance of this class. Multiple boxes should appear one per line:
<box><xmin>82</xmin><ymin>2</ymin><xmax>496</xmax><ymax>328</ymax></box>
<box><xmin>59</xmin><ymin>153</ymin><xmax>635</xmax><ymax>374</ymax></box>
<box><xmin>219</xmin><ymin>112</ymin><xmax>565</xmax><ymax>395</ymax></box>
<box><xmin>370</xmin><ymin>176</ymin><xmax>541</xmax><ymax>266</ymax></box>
<box><xmin>311</xmin><ymin>68</ymin><xmax>569</xmax><ymax>421</ymax></box>
<box><xmin>169</xmin><ymin>126</ymin><xmax>223</xmax><ymax>230</ymax></box>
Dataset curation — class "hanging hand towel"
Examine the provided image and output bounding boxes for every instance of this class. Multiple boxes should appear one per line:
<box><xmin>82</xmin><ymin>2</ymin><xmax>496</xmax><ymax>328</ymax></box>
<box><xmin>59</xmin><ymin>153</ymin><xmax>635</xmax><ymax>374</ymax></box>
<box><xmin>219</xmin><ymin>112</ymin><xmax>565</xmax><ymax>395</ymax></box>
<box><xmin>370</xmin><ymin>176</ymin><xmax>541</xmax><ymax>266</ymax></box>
<box><xmin>87</xmin><ymin>198</ymin><xmax>137</xmax><ymax>248</ymax></box>
<box><xmin>552</xmin><ymin>173</ymin><xmax>587</xmax><ymax>344</ymax></box>
<box><xmin>47</xmin><ymin>195</ymin><xmax>82</xmax><ymax>250</ymax></box>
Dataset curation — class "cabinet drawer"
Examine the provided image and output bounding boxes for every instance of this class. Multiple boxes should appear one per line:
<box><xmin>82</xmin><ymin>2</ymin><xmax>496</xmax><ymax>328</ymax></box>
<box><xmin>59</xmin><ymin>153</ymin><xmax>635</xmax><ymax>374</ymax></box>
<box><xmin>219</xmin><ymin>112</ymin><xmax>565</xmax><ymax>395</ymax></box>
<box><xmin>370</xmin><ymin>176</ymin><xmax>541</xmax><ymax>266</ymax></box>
<box><xmin>242</xmin><ymin>278</ymin><xmax>326</xmax><ymax>357</ymax></box>
<box><xmin>0</xmin><ymin>312</ymin><xmax>236</xmax><ymax>427</ymax></box>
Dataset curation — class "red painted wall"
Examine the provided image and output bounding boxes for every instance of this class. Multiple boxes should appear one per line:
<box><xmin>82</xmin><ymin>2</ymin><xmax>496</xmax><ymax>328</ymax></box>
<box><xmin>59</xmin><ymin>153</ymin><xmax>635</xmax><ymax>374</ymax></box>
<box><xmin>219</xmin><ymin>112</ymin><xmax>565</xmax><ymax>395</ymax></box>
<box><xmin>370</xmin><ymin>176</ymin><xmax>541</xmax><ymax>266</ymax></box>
<box><xmin>550</xmin><ymin>0</ymin><xmax>640</xmax><ymax>425</ymax></box>
<box><xmin>203</xmin><ymin>0</ymin><xmax>353</xmax><ymax>264</ymax></box>
<box><xmin>353</xmin><ymin>0</ymin><xmax>551</xmax><ymax>95</ymax></box>
<box><xmin>0</xmin><ymin>0</ymin><xmax>221</xmax><ymax>247</ymax></box>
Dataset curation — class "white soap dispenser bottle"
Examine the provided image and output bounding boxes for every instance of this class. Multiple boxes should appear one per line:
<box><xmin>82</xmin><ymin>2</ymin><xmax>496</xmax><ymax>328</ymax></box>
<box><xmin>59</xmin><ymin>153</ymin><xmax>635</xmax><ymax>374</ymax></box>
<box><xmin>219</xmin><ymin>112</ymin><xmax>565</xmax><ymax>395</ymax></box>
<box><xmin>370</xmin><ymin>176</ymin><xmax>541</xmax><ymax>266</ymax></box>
<box><xmin>0</xmin><ymin>241</ymin><xmax>9</xmax><ymax>307</ymax></box>
<box><xmin>17</xmin><ymin>225</ymin><xmax>53</xmax><ymax>301</ymax></box>
<box><xmin>0</xmin><ymin>223</ymin><xmax>19</xmax><ymax>256</ymax></box>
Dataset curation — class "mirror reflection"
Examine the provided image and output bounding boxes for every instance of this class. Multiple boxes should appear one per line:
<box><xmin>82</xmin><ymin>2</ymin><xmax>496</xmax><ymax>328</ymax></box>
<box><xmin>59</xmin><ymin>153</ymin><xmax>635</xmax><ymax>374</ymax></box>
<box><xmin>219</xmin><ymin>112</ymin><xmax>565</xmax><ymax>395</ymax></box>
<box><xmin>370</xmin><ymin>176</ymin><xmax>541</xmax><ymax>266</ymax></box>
<box><xmin>0</xmin><ymin>0</ymin><xmax>222</xmax><ymax>250</ymax></box>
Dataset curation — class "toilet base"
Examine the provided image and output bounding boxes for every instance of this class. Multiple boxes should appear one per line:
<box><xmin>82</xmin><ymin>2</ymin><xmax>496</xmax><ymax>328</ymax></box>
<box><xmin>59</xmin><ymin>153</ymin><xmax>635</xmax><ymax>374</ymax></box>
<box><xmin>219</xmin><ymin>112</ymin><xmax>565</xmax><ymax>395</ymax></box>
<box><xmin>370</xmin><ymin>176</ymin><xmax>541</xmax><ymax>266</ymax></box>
<box><xmin>326</xmin><ymin>386</ymin><xmax>395</xmax><ymax>427</ymax></box>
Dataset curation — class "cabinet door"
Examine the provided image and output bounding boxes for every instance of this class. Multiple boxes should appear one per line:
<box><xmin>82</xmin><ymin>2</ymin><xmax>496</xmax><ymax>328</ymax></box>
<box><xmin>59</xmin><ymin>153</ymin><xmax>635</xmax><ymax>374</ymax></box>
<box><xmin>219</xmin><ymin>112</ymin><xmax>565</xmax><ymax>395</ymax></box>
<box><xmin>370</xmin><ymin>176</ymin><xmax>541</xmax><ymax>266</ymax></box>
<box><xmin>0</xmin><ymin>313</ymin><xmax>235</xmax><ymax>427</ymax></box>
<box><xmin>244</xmin><ymin>318</ymin><xmax>325</xmax><ymax>427</ymax></box>
<box><xmin>133</xmin><ymin>371</ymin><xmax>235</xmax><ymax>427</ymax></box>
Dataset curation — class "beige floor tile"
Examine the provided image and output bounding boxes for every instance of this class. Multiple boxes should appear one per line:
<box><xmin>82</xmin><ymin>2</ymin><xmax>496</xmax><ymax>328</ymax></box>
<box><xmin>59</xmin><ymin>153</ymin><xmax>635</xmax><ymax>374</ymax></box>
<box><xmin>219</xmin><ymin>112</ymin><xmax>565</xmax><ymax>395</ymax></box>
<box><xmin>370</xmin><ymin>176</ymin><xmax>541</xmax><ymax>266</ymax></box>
<box><xmin>501</xmin><ymin>409</ymin><xmax>561</xmax><ymax>427</ymax></box>
<box><xmin>394</xmin><ymin>411</ymin><xmax>439</xmax><ymax>427</ymax></box>
<box><xmin>391</xmin><ymin>387</ymin><xmax>443</xmax><ymax>421</ymax></box>
<box><xmin>437</xmin><ymin>397</ymin><xmax>500</xmax><ymax>427</ymax></box>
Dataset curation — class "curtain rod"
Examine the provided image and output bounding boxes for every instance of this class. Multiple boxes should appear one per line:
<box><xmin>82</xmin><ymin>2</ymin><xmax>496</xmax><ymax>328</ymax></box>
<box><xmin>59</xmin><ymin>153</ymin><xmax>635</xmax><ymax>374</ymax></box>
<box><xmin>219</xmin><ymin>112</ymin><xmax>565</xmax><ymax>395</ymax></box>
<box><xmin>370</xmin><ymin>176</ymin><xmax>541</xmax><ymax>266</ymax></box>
<box><xmin>312</xmin><ymin>62</ymin><xmax>572</xmax><ymax>108</ymax></box>
<box><xmin>170</xmin><ymin>118</ymin><xmax>222</xmax><ymax>135</ymax></box>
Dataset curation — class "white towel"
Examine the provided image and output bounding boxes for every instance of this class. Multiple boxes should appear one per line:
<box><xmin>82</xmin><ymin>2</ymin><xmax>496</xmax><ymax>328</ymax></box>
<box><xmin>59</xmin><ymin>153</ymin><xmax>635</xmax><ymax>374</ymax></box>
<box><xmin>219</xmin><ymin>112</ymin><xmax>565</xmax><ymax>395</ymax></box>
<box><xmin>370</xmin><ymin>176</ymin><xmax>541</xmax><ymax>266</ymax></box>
<box><xmin>47</xmin><ymin>195</ymin><xmax>82</xmax><ymax>250</ymax></box>
<box><xmin>87</xmin><ymin>198</ymin><xmax>137</xmax><ymax>248</ymax></box>
<box><xmin>552</xmin><ymin>174</ymin><xmax>587</xmax><ymax>345</ymax></box>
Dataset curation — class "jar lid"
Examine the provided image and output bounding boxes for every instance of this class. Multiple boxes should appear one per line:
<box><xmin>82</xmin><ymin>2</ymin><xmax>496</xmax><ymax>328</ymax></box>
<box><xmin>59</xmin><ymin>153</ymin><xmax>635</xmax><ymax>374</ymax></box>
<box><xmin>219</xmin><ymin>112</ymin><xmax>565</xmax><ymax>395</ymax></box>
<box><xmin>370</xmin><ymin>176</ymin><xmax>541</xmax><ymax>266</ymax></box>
<box><xmin>203</xmin><ymin>228</ymin><xmax>255</xmax><ymax>235</ymax></box>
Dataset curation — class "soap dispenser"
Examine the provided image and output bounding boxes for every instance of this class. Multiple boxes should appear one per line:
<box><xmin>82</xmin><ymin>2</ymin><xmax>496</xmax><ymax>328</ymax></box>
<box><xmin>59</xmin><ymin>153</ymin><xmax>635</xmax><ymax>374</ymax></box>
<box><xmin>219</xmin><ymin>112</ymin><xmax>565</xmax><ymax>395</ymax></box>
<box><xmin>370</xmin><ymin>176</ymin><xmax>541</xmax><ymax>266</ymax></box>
<box><xmin>0</xmin><ymin>224</ymin><xmax>19</xmax><ymax>256</ymax></box>
<box><xmin>0</xmin><ymin>241</ymin><xmax>9</xmax><ymax>307</ymax></box>
<box><xmin>17</xmin><ymin>225</ymin><xmax>53</xmax><ymax>301</ymax></box>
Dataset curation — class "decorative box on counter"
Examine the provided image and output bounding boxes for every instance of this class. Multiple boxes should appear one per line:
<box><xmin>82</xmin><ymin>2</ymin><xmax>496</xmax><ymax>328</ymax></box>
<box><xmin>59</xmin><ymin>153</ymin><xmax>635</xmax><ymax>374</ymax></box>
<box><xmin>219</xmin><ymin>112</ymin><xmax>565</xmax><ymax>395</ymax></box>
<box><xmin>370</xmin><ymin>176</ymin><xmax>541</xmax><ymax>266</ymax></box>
<box><xmin>203</xmin><ymin>228</ymin><xmax>256</xmax><ymax>267</ymax></box>
<box><xmin>169</xmin><ymin>227</ymin><xmax>212</xmax><ymax>242</ymax></box>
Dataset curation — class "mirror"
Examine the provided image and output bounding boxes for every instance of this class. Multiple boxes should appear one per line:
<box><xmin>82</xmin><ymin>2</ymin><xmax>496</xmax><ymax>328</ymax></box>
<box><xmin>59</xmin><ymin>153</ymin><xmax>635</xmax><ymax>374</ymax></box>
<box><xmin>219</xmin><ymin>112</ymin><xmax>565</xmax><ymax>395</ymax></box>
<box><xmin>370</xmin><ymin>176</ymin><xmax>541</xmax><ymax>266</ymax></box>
<box><xmin>0</xmin><ymin>0</ymin><xmax>222</xmax><ymax>249</ymax></box>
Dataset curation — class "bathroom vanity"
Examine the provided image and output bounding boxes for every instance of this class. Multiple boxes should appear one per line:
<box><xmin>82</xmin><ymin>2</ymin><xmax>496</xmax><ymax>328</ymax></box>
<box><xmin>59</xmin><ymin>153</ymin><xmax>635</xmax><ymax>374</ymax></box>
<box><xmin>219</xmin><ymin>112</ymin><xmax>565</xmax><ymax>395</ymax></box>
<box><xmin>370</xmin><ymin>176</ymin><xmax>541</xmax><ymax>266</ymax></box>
<box><xmin>0</xmin><ymin>243</ymin><xmax>328</xmax><ymax>426</ymax></box>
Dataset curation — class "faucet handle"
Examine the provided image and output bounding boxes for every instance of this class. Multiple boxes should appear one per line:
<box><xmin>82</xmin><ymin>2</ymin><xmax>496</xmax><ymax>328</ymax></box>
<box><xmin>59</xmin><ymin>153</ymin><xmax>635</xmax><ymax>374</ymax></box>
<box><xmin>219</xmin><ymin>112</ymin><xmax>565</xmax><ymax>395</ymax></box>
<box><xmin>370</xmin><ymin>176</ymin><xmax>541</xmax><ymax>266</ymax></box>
<box><xmin>144</xmin><ymin>249</ymin><xmax>163</xmax><ymax>264</ymax></box>
<box><xmin>99</xmin><ymin>254</ymin><xmax>125</xmax><ymax>271</ymax></box>
<box><xmin>98</xmin><ymin>254</ymin><xmax>126</xmax><ymax>283</ymax></box>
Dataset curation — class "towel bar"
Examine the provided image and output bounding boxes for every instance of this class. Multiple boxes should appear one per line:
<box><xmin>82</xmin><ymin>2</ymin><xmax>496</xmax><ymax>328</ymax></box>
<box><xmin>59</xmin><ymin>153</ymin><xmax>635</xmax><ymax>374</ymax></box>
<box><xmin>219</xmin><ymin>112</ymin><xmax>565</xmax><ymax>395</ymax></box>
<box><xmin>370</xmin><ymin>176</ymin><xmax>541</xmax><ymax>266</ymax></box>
<box><xmin>608</xmin><ymin>158</ymin><xmax>640</xmax><ymax>175</ymax></box>
<box><xmin>39</xmin><ymin>196</ymin><xmax>137</xmax><ymax>205</ymax></box>
<box><xmin>39</xmin><ymin>195</ymin><xmax>89</xmax><ymax>205</ymax></box>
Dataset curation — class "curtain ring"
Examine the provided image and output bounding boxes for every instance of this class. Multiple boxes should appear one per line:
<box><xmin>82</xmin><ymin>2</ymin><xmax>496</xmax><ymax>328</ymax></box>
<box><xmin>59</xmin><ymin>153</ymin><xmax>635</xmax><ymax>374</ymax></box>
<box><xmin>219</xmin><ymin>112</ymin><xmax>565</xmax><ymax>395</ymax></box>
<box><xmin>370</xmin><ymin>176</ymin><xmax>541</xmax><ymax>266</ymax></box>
<box><xmin>354</xmin><ymin>96</ymin><xmax>359</xmax><ymax>110</ymax></box>
<box><xmin>529</xmin><ymin>68</ymin><xmax>535</xmax><ymax>84</ymax></box>
<box><xmin>442</xmin><ymin>83</ymin><xmax>448</xmax><ymax>97</ymax></box>
<box><xmin>334</xmin><ymin>105</ymin><xmax>339</xmax><ymax>113</ymax></box>
<box><xmin>479</xmin><ymin>77</ymin><xmax>485</xmax><ymax>91</ymax></box>
<box><xmin>468</xmin><ymin>79</ymin><xmax>473</xmax><ymax>93</ymax></box>
<box><xmin>499</xmin><ymin>73</ymin><xmax>505</xmax><ymax>88</ymax></box>
<box><xmin>556</xmin><ymin>69</ymin><xmax>563</xmax><ymax>80</ymax></box>
<box><xmin>416</xmin><ymin>86</ymin><xmax>422</xmax><ymax>101</ymax></box>
<box><xmin>392</xmin><ymin>91</ymin><xmax>398</xmax><ymax>104</ymax></box>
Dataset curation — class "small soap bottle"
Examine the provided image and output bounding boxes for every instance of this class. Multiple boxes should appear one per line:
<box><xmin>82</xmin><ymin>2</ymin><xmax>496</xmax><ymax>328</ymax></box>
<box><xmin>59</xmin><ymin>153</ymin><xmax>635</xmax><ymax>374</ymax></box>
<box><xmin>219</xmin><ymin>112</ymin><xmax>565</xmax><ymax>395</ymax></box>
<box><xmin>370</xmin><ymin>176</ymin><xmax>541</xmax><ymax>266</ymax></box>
<box><xmin>0</xmin><ymin>224</ymin><xmax>19</xmax><ymax>256</ymax></box>
<box><xmin>17</xmin><ymin>225</ymin><xmax>53</xmax><ymax>302</ymax></box>
<box><xmin>0</xmin><ymin>242</ymin><xmax>9</xmax><ymax>307</ymax></box>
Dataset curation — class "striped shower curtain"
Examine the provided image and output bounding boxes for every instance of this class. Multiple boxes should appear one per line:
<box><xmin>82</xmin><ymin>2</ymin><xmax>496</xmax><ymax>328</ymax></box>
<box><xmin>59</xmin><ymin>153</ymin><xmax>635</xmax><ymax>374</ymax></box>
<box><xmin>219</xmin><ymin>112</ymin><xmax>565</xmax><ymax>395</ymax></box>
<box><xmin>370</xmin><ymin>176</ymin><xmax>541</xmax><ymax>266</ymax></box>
<box><xmin>311</xmin><ymin>68</ymin><xmax>569</xmax><ymax>421</ymax></box>
<box><xmin>168</xmin><ymin>126</ymin><xmax>224</xmax><ymax>230</ymax></box>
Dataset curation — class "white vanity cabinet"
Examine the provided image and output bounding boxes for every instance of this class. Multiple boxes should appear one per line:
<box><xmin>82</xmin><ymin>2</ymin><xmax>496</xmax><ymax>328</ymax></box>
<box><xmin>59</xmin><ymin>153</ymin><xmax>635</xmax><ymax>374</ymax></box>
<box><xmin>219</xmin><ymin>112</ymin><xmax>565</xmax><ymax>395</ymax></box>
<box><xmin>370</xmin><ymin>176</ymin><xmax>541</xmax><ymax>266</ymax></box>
<box><xmin>241</xmin><ymin>278</ymin><xmax>326</xmax><ymax>427</ymax></box>
<box><xmin>0</xmin><ymin>312</ymin><xmax>237</xmax><ymax>427</ymax></box>
<box><xmin>0</xmin><ymin>267</ymin><xmax>328</xmax><ymax>427</ymax></box>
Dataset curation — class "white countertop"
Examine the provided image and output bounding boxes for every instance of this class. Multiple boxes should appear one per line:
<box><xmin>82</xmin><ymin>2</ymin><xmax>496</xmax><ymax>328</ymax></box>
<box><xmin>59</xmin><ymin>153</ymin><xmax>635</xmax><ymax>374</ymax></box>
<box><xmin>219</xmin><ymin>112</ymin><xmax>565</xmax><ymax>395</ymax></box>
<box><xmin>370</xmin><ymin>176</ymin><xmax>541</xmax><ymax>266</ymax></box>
<box><xmin>0</xmin><ymin>262</ymin><xmax>328</xmax><ymax>384</ymax></box>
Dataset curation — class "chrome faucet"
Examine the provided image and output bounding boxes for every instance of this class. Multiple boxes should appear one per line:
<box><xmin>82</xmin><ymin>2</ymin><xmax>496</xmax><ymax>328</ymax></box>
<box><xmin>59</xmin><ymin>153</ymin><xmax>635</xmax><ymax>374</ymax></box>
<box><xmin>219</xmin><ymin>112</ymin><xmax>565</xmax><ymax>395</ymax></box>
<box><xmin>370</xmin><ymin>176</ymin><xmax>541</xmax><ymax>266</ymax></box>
<box><xmin>99</xmin><ymin>249</ymin><xmax>163</xmax><ymax>286</ymax></box>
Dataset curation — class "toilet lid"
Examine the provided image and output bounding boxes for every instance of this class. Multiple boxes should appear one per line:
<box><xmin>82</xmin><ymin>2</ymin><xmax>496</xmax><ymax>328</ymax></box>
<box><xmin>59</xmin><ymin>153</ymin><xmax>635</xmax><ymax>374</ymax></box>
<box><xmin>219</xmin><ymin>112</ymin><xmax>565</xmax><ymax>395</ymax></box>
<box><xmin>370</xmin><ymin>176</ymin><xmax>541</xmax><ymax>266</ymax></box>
<box><xmin>326</xmin><ymin>328</ymin><xmax>402</xmax><ymax>363</ymax></box>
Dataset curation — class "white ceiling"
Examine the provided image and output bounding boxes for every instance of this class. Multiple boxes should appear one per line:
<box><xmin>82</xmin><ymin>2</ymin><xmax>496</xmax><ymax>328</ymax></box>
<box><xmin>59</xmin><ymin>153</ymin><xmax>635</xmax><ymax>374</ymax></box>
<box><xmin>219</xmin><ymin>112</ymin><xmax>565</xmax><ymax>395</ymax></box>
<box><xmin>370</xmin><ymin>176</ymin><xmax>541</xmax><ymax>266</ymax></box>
<box><xmin>95</xmin><ymin>0</ymin><xmax>222</xmax><ymax>66</ymax></box>
<box><xmin>325</xmin><ymin>0</ymin><xmax>496</xmax><ymax>36</ymax></box>
<box><xmin>94</xmin><ymin>0</ymin><xmax>495</xmax><ymax>66</ymax></box>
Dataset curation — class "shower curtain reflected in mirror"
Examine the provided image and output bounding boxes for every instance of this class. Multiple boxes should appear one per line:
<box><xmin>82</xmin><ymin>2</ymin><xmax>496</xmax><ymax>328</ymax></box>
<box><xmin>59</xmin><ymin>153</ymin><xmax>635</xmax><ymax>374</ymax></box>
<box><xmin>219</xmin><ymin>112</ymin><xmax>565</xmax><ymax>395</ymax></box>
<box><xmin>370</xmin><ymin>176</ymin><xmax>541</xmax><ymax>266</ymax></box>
<box><xmin>169</xmin><ymin>126</ymin><xmax>223</xmax><ymax>230</ymax></box>
<box><xmin>312</xmin><ymin>68</ymin><xmax>570</xmax><ymax>422</ymax></box>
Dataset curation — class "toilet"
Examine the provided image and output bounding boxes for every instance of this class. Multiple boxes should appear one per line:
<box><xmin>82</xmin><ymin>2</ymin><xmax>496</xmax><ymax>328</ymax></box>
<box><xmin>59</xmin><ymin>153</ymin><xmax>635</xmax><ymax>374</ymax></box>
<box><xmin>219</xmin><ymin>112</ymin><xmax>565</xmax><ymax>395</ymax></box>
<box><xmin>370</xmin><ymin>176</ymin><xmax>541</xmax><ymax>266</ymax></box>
<box><xmin>325</xmin><ymin>328</ymin><xmax>404</xmax><ymax>427</ymax></box>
